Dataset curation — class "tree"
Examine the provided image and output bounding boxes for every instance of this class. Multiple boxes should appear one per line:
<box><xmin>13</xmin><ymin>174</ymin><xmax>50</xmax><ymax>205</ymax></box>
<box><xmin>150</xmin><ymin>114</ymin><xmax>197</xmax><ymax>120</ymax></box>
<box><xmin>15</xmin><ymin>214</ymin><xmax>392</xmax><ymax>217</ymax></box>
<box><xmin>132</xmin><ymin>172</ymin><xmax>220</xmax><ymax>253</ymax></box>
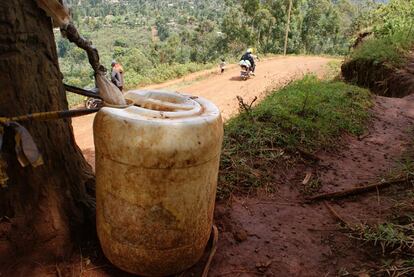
<box><xmin>242</xmin><ymin>0</ymin><xmax>260</xmax><ymax>17</ymax></box>
<box><xmin>155</xmin><ymin>16</ymin><xmax>170</xmax><ymax>41</ymax></box>
<box><xmin>284</xmin><ymin>0</ymin><xmax>293</xmax><ymax>55</ymax></box>
<box><xmin>372</xmin><ymin>0</ymin><xmax>414</xmax><ymax>35</ymax></box>
<box><xmin>0</xmin><ymin>0</ymin><xmax>94</xmax><ymax>267</ymax></box>
<box><xmin>252</xmin><ymin>9</ymin><xmax>276</xmax><ymax>52</ymax></box>
<box><xmin>301</xmin><ymin>0</ymin><xmax>341</xmax><ymax>53</ymax></box>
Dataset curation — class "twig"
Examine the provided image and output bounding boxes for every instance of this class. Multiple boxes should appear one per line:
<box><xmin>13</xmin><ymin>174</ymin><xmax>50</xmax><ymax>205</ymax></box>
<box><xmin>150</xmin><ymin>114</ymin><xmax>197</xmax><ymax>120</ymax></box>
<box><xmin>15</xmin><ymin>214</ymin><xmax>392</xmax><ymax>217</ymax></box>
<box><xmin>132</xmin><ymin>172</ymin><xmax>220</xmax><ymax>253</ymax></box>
<box><xmin>302</xmin><ymin>172</ymin><xmax>312</xmax><ymax>185</ymax></box>
<box><xmin>202</xmin><ymin>225</ymin><xmax>219</xmax><ymax>277</ymax></box>
<box><xmin>295</xmin><ymin>147</ymin><xmax>320</xmax><ymax>162</ymax></box>
<box><xmin>55</xmin><ymin>264</ymin><xmax>62</xmax><ymax>277</ymax></box>
<box><xmin>323</xmin><ymin>201</ymin><xmax>353</xmax><ymax>229</ymax></box>
<box><xmin>248</xmin><ymin>96</ymin><xmax>258</xmax><ymax>109</ymax></box>
<box><xmin>236</xmin><ymin>96</ymin><xmax>258</xmax><ymax>119</ymax></box>
<box><xmin>307</xmin><ymin>176</ymin><xmax>411</xmax><ymax>202</ymax></box>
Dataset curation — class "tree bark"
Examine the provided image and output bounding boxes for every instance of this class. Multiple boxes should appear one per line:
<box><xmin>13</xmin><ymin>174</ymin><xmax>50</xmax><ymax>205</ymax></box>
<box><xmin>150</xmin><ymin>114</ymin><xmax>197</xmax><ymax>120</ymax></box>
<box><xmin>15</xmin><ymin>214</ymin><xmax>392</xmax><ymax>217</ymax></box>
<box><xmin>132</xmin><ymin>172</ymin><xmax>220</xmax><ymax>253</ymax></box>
<box><xmin>0</xmin><ymin>0</ymin><xmax>94</xmax><ymax>264</ymax></box>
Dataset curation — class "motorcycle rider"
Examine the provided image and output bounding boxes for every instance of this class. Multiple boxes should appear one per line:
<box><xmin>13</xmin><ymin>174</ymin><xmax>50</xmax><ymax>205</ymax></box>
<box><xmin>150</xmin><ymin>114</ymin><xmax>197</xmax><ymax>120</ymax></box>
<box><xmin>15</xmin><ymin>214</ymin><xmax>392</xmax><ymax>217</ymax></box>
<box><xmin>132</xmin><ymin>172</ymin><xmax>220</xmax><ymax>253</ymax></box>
<box><xmin>240</xmin><ymin>48</ymin><xmax>256</xmax><ymax>75</ymax></box>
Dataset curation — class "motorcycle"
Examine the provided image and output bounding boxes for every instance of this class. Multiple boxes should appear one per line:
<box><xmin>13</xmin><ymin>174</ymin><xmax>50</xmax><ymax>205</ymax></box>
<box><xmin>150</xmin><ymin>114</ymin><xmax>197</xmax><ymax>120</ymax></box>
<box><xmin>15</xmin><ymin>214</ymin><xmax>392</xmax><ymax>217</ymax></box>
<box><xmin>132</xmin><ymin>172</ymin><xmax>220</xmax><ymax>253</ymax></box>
<box><xmin>239</xmin><ymin>60</ymin><xmax>252</xmax><ymax>81</ymax></box>
<box><xmin>85</xmin><ymin>97</ymin><xmax>104</xmax><ymax>109</ymax></box>
<box><xmin>82</xmin><ymin>87</ymin><xmax>103</xmax><ymax>109</ymax></box>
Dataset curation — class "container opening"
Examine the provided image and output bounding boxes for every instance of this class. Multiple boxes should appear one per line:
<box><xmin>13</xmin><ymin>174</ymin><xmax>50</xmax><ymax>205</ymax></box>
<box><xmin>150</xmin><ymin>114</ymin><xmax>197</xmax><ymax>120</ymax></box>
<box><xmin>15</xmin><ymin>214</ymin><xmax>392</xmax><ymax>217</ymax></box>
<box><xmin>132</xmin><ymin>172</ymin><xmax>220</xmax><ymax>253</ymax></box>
<box><xmin>127</xmin><ymin>91</ymin><xmax>197</xmax><ymax>113</ymax></box>
<box><xmin>133</xmin><ymin>103</ymin><xmax>176</xmax><ymax>112</ymax></box>
<box><xmin>124</xmin><ymin>90</ymin><xmax>205</xmax><ymax>119</ymax></box>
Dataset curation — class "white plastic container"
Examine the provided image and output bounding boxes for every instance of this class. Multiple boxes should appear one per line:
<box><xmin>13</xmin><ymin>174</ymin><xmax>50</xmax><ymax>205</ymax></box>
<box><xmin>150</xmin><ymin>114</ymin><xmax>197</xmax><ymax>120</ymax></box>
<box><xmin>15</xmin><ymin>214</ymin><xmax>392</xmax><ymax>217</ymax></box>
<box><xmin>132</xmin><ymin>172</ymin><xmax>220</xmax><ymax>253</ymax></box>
<box><xmin>94</xmin><ymin>90</ymin><xmax>223</xmax><ymax>276</ymax></box>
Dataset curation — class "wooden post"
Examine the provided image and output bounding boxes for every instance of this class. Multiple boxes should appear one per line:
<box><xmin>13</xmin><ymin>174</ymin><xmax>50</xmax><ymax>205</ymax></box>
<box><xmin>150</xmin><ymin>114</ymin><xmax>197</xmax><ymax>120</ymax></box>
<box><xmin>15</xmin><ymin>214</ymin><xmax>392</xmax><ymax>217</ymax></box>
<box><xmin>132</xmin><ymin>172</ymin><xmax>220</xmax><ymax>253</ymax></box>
<box><xmin>284</xmin><ymin>0</ymin><xmax>293</xmax><ymax>56</ymax></box>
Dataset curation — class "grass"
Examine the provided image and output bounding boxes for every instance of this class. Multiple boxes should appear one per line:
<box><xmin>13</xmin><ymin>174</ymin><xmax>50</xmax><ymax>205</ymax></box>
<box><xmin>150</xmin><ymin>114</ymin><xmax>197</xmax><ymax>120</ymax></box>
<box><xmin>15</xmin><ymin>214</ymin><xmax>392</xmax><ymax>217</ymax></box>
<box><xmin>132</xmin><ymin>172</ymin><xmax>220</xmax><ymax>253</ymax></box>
<box><xmin>354</xmin><ymin>220</ymin><xmax>414</xmax><ymax>253</ymax></box>
<box><xmin>218</xmin><ymin>75</ymin><xmax>372</xmax><ymax>198</ymax></box>
<box><xmin>350</xmin><ymin>215</ymin><xmax>414</xmax><ymax>276</ymax></box>
<box><xmin>125</xmin><ymin>62</ymin><xmax>215</xmax><ymax>89</ymax></box>
<box><xmin>350</xmin><ymin>29</ymin><xmax>414</xmax><ymax>67</ymax></box>
<box><xmin>323</xmin><ymin>60</ymin><xmax>343</xmax><ymax>81</ymax></box>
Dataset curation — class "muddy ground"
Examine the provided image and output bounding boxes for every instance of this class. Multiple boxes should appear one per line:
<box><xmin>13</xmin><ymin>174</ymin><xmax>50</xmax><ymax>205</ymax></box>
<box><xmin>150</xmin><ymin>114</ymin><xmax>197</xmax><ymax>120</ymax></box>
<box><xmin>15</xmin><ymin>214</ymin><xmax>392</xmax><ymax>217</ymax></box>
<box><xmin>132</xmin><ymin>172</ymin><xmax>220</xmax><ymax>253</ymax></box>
<box><xmin>210</xmin><ymin>94</ymin><xmax>414</xmax><ymax>276</ymax></box>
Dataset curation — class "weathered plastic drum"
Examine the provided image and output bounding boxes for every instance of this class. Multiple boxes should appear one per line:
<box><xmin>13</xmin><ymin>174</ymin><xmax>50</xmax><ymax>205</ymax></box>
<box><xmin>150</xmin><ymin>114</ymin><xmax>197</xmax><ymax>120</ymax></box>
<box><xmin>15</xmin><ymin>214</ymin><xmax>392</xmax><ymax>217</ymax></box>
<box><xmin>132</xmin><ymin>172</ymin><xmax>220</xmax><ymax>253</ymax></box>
<box><xmin>94</xmin><ymin>90</ymin><xmax>223</xmax><ymax>276</ymax></box>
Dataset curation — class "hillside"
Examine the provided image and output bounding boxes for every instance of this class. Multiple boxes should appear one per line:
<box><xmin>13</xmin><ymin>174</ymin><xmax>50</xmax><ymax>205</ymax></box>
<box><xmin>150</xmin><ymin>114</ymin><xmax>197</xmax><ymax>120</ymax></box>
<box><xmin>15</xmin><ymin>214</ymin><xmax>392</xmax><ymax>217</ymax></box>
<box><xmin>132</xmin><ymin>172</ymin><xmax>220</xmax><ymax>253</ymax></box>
<box><xmin>58</xmin><ymin>0</ymin><xmax>384</xmax><ymax>95</ymax></box>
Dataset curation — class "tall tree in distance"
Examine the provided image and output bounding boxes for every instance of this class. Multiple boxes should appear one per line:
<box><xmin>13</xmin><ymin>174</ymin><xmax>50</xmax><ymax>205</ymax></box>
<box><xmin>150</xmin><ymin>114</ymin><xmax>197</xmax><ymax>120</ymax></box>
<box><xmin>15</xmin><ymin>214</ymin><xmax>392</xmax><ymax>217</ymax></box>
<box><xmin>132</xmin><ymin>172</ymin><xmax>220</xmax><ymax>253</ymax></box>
<box><xmin>284</xmin><ymin>0</ymin><xmax>293</xmax><ymax>55</ymax></box>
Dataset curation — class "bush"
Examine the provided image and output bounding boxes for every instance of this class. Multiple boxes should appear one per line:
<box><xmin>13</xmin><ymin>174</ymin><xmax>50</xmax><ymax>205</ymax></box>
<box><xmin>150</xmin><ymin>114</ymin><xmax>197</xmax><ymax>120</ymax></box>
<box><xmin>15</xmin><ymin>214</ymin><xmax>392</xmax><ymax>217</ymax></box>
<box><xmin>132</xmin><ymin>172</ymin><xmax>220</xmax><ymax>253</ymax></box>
<box><xmin>350</xmin><ymin>29</ymin><xmax>414</xmax><ymax>67</ymax></box>
<box><xmin>123</xmin><ymin>62</ymin><xmax>214</xmax><ymax>88</ymax></box>
<box><xmin>226</xmin><ymin>75</ymin><xmax>372</xmax><ymax>152</ymax></box>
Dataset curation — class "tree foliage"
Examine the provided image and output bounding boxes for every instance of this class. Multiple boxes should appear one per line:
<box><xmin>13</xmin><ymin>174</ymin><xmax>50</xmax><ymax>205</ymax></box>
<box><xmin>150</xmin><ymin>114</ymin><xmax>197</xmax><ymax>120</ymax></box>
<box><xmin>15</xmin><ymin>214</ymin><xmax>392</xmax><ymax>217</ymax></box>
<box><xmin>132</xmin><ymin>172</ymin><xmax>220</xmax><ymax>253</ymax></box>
<box><xmin>58</xmin><ymin>0</ymin><xmax>391</xmax><ymax>91</ymax></box>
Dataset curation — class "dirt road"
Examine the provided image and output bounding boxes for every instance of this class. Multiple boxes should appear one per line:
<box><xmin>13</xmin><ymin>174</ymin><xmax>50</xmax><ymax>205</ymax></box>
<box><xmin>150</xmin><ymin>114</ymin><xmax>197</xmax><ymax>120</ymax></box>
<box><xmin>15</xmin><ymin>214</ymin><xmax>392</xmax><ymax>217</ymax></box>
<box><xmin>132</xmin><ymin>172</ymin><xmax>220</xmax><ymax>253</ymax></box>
<box><xmin>72</xmin><ymin>55</ymin><xmax>334</xmax><ymax>166</ymax></box>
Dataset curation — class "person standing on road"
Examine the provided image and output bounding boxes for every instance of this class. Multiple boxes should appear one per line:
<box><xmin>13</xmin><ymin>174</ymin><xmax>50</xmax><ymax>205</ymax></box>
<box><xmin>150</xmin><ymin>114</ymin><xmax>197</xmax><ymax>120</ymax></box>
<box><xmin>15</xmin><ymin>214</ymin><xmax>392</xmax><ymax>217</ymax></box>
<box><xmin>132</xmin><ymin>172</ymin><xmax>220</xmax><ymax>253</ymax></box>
<box><xmin>219</xmin><ymin>58</ymin><xmax>226</xmax><ymax>74</ymax></box>
<box><xmin>111</xmin><ymin>60</ymin><xmax>124</xmax><ymax>92</ymax></box>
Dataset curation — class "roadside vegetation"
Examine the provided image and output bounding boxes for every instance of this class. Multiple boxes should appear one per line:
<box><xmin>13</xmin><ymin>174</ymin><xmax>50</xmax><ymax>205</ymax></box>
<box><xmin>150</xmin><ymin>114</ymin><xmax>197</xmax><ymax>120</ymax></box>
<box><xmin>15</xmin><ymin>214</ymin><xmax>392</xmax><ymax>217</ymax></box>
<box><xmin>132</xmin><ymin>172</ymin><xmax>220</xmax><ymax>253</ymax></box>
<box><xmin>350</xmin><ymin>29</ymin><xmax>414</xmax><ymax>67</ymax></box>
<box><xmin>218</xmin><ymin>75</ymin><xmax>372</xmax><ymax>198</ymax></box>
<box><xmin>60</xmin><ymin>0</ymin><xmax>384</xmax><ymax>106</ymax></box>
<box><xmin>348</xmin><ymin>0</ymin><xmax>414</xmax><ymax>67</ymax></box>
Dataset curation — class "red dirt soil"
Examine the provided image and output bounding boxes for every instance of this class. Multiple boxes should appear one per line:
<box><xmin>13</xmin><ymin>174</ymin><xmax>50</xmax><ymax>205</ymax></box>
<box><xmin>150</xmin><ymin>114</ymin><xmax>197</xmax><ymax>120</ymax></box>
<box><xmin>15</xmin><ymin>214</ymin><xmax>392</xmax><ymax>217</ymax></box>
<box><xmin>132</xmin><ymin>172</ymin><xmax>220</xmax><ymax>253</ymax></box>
<box><xmin>23</xmin><ymin>94</ymin><xmax>411</xmax><ymax>277</ymax></box>
<box><xmin>4</xmin><ymin>57</ymin><xmax>414</xmax><ymax>277</ymax></box>
<box><xmin>210</xmin><ymin>94</ymin><xmax>414</xmax><ymax>277</ymax></box>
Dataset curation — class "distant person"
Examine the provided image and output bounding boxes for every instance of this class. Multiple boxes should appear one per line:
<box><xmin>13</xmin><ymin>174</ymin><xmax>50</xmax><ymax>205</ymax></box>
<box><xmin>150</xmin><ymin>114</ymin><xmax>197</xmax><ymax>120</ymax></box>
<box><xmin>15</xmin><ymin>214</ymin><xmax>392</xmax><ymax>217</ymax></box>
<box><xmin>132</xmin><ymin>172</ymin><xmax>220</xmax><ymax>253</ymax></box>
<box><xmin>240</xmin><ymin>48</ymin><xmax>256</xmax><ymax>75</ymax></box>
<box><xmin>219</xmin><ymin>58</ymin><xmax>226</xmax><ymax>74</ymax></box>
<box><xmin>111</xmin><ymin>60</ymin><xmax>124</xmax><ymax>91</ymax></box>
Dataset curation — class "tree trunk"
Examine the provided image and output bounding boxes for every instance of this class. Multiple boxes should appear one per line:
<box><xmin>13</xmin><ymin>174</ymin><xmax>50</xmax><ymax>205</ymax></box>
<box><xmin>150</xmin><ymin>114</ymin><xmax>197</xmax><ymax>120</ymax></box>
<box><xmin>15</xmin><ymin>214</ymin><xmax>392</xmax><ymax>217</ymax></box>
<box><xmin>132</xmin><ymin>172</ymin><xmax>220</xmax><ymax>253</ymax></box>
<box><xmin>0</xmin><ymin>0</ymin><xmax>94</xmax><ymax>265</ymax></box>
<box><xmin>283</xmin><ymin>0</ymin><xmax>293</xmax><ymax>56</ymax></box>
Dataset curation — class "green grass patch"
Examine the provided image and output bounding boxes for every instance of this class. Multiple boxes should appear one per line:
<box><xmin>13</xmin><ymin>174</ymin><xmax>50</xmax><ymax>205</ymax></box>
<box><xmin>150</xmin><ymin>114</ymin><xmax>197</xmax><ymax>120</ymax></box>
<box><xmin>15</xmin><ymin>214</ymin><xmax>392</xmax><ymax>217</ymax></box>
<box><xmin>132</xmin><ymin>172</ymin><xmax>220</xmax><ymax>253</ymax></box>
<box><xmin>225</xmin><ymin>75</ymin><xmax>371</xmax><ymax>152</ymax></box>
<box><xmin>124</xmin><ymin>62</ymin><xmax>215</xmax><ymax>89</ymax></box>
<box><xmin>218</xmin><ymin>75</ymin><xmax>372</xmax><ymax>198</ymax></box>
<box><xmin>350</xmin><ymin>29</ymin><xmax>414</xmax><ymax>67</ymax></box>
<box><xmin>324</xmin><ymin>59</ymin><xmax>343</xmax><ymax>81</ymax></box>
